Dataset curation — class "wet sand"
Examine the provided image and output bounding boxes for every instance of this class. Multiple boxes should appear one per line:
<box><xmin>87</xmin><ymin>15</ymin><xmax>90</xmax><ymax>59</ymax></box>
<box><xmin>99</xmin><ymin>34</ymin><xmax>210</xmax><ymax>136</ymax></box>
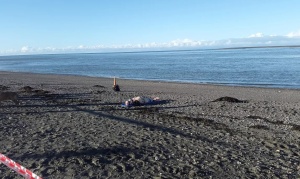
<box><xmin>1</xmin><ymin>71</ymin><xmax>300</xmax><ymax>178</ymax></box>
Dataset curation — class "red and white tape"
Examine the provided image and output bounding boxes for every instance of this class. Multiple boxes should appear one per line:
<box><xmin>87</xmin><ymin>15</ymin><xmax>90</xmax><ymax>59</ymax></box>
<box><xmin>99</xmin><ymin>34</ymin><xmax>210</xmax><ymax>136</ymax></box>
<box><xmin>0</xmin><ymin>153</ymin><xmax>42</xmax><ymax>179</ymax></box>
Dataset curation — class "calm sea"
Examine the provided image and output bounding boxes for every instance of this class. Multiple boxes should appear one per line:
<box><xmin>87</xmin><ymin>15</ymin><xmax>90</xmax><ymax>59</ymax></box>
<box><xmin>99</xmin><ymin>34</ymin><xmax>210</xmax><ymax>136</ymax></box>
<box><xmin>0</xmin><ymin>47</ymin><xmax>300</xmax><ymax>89</ymax></box>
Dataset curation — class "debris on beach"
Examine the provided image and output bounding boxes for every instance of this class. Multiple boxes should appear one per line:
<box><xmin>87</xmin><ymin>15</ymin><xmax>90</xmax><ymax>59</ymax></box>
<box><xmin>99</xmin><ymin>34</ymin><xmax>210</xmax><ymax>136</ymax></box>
<box><xmin>20</xmin><ymin>86</ymin><xmax>34</xmax><ymax>93</ymax></box>
<box><xmin>212</xmin><ymin>96</ymin><xmax>248</xmax><ymax>103</ymax></box>
<box><xmin>33</xmin><ymin>89</ymin><xmax>50</xmax><ymax>95</ymax></box>
<box><xmin>93</xmin><ymin>85</ymin><xmax>106</xmax><ymax>88</ymax></box>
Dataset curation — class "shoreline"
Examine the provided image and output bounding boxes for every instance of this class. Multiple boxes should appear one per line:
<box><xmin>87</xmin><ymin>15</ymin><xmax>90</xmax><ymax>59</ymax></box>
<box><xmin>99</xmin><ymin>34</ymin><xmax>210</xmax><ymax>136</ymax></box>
<box><xmin>2</xmin><ymin>70</ymin><xmax>300</xmax><ymax>91</ymax></box>
<box><xmin>1</xmin><ymin>71</ymin><xmax>300</xmax><ymax>178</ymax></box>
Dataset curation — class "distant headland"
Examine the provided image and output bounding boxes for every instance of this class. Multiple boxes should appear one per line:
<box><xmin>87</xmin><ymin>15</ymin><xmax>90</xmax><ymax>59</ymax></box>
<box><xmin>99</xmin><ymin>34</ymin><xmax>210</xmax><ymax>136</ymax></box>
<box><xmin>218</xmin><ymin>45</ymin><xmax>300</xmax><ymax>50</ymax></box>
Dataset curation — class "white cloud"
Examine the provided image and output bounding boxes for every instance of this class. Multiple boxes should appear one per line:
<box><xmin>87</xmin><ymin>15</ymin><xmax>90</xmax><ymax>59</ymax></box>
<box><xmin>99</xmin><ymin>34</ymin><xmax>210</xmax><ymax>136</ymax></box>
<box><xmin>265</xmin><ymin>41</ymin><xmax>273</xmax><ymax>44</ymax></box>
<box><xmin>2</xmin><ymin>31</ymin><xmax>300</xmax><ymax>56</ymax></box>
<box><xmin>21</xmin><ymin>46</ymin><xmax>30</xmax><ymax>53</ymax></box>
<box><xmin>78</xmin><ymin>45</ymin><xmax>85</xmax><ymax>49</ymax></box>
<box><xmin>0</xmin><ymin>49</ymin><xmax>18</xmax><ymax>54</ymax></box>
<box><xmin>225</xmin><ymin>40</ymin><xmax>232</xmax><ymax>45</ymax></box>
<box><xmin>248</xmin><ymin>32</ymin><xmax>264</xmax><ymax>38</ymax></box>
<box><xmin>286</xmin><ymin>30</ymin><xmax>300</xmax><ymax>38</ymax></box>
<box><xmin>169</xmin><ymin>39</ymin><xmax>201</xmax><ymax>47</ymax></box>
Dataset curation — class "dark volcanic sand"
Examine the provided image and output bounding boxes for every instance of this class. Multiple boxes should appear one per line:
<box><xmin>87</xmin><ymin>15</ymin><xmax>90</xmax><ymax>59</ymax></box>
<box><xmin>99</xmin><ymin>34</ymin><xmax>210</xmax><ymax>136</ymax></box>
<box><xmin>1</xmin><ymin>71</ymin><xmax>300</xmax><ymax>178</ymax></box>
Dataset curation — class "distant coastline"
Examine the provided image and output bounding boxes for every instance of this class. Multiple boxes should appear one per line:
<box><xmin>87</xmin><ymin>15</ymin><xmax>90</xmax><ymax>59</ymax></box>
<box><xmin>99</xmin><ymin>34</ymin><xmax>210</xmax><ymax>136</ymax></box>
<box><xmin>218</xmin><ymin>45</ymin><xmax>300</xmax><ymax>50</ymax></box>
<box><xmin>113</xmin><ymin>45</ymin><xmax>300</xmax><ymax>54</ymax></box>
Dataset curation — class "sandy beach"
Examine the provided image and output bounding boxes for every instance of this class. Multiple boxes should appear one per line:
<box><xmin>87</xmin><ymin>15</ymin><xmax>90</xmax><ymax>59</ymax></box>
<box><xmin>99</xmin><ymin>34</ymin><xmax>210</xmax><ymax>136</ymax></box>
<box><xmin>1</xmin><ymin>71</ymin><xmax>300</xmax><ymax>178</ymax></box>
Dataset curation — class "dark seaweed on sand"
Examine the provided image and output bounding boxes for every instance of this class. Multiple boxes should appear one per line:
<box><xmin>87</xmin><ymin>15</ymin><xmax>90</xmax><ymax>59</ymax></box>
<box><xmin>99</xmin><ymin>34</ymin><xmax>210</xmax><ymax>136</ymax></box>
<box><xmin>212</xmin><ymin>96</ymin><xmax>248</xmax><ymax>103</ymax></box>
<box><xmin>21</xmin><ymin>86</ymin><xmax>34</xmax><ymax>92</ymax></box>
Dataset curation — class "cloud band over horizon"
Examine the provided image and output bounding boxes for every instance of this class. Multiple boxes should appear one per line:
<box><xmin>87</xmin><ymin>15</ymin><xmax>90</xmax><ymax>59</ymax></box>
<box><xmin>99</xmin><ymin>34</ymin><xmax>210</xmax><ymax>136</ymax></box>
<box><xmin>1</xmin><ymin>31</ymin><xmax>300</xmax><ymax>55</ymax></box>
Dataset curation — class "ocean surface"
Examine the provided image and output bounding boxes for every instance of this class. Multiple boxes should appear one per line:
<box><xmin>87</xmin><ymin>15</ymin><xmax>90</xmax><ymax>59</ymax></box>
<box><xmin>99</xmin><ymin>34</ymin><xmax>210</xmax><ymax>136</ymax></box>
<box><xmin>0</xmin><ymin>47</ymin><xmax>300</xmax><ymax>89</ymax></box>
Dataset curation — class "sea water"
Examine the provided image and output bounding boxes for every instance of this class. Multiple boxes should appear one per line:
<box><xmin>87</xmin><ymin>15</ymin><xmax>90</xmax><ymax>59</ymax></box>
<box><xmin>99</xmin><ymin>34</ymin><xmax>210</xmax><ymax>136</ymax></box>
<box><xmin>0</xmin><ymin>47</ymin><xmax>300</xmax><ymax>89</ymax></box>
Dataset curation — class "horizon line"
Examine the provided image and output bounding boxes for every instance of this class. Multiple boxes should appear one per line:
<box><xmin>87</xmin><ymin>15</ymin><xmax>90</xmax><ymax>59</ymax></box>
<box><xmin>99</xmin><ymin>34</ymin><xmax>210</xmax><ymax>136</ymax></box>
<box><xmin>1</xmin><ymin>44</ymin><xmax>300</xmax><ymax>57</ymax></box>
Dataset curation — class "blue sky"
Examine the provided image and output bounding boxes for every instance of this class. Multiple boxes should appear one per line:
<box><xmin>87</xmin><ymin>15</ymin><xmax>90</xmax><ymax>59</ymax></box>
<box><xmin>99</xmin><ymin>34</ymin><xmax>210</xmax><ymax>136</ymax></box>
<box><xmin>1</xmin><ymin>0</ymin><xmax>300</xmax><ymax>55</ymax></box>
